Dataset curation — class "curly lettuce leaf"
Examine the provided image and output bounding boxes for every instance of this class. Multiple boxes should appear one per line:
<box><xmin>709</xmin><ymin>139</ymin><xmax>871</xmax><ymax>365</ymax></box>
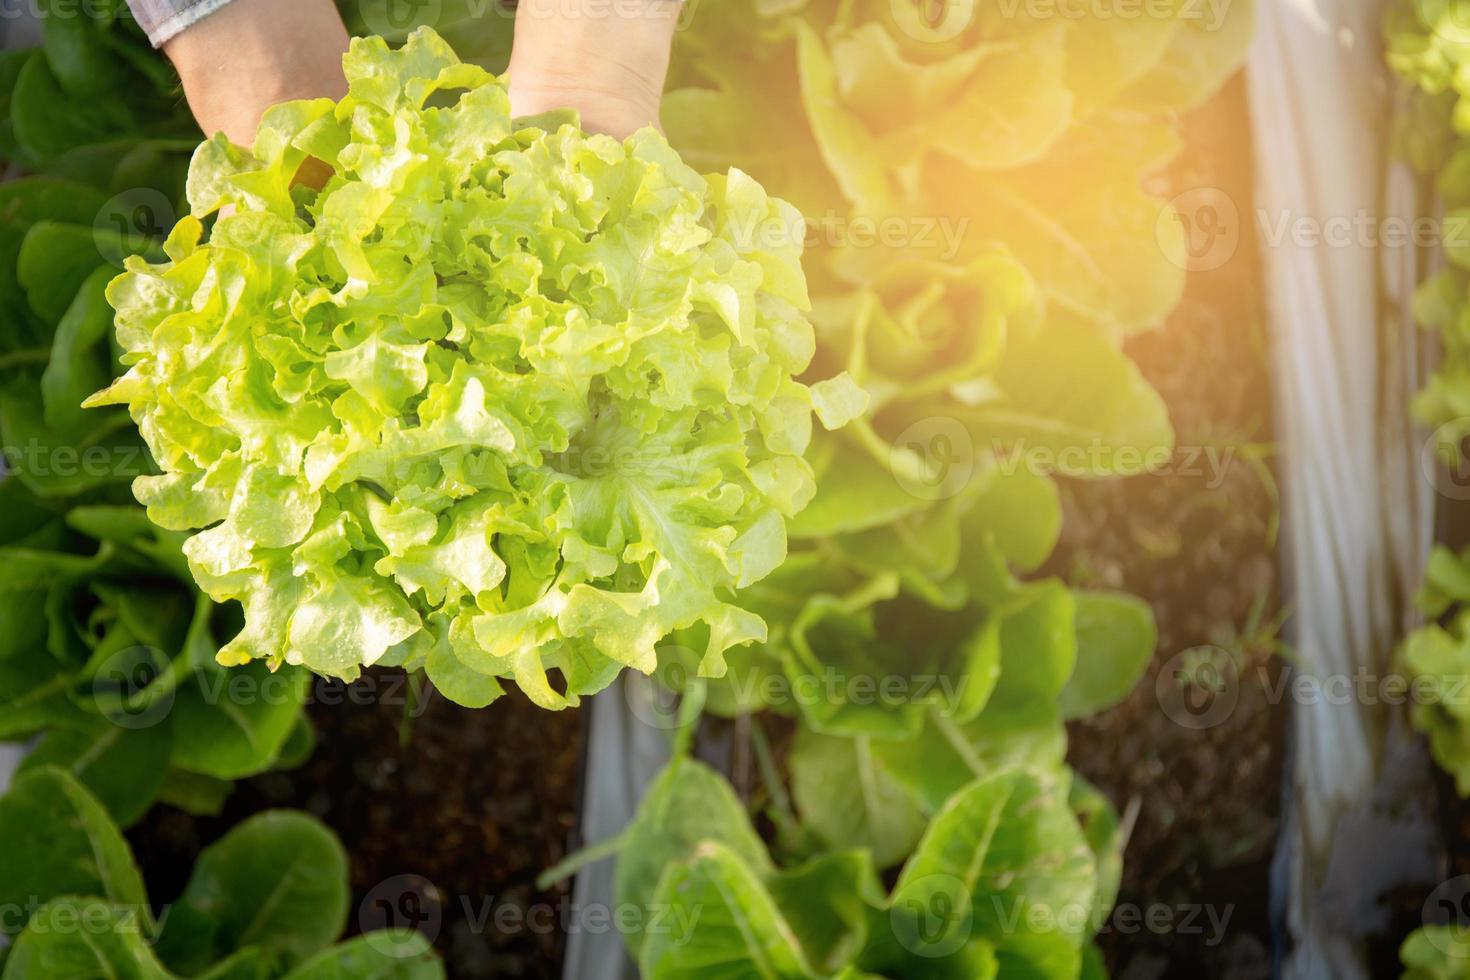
<box><xmin>90</xmin><ymin>28</ymin><xmax>836</xmax><ymax>709</ymax></box>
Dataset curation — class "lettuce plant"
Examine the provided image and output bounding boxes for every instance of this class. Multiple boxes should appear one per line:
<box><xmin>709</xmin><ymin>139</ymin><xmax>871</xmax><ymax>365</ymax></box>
<box><xmin>1397</xmin><ymin>545</ymin><xmax>1470</xmax><ymax>795</ymax></box>
<box><xmin>653</xmin><ymin>0</ymin><xmax>1261</xmax><ymax>719</ymax></box>
<box><xmin>0</xmin><ymin>0</ymin><xmax>195</xmax><ymax>171</ymax></box>
<box><xmin>0</xmin><ymin>4</ymin><xmax>1262</xmax><ymax>976</ymax></box>
<box><xmin>0</xmin><ymin>171</ymin><xmax>310</xmax><ymax>827</ymax></box>
<box><xmin>0</xmin><ymin>766</ymin><xmax>443</xmax><ymax>979</ymax></box>
<box><xmin>88</xmin><ymin>28</ymin><xmax>855</xmax><ymax>709</ymax></box>
<box><xmin>1401</xmin><ymin>925</ymin><xmax>1470</xmax><ymax>980</ymax></box>
<box><xmin>1387</xmin><ymin>0</ymin><xmax>1470</xmax><ymax>801</ymax></box>
<box><xmin>543</xmin><ymin>4</ymin><xmax>1258</xmax><ymax>977</ymax></box>
<box><xmin>640</xmin><ymin>0</ymin><xmax>1250</xmax><ymax>892</ymax></box>
<box><xmin>1387</xmin><ymin>2</ymin><xmax>1470</xmax><ymax>972</ymax></box>
<box><xmin>572</xmin><ymin>749</ymin><xmax>1120</xmax><ymax>979</ymax></box>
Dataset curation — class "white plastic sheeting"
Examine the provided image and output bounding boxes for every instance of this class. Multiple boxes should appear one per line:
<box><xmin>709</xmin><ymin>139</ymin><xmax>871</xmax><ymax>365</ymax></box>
<box><xmin>0</xmin><ymin>745</ymin><xmax>22</xmax><ymax>793</ymax></box>
<box><xmin>559</xmin><ymin>676</ymin><xmax>672</xmax><ymax>980</ymax></box>
<box><xmin>1248</xmin><ymin>1</ymin><xmax>1439</xmax><ymax>976</ymax></box>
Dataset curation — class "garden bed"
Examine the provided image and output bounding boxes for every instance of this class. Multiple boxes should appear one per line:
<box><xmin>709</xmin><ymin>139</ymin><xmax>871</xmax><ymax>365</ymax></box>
<box><xmin>0</xmin><ymin>5</ymin><xmax>1292</xmax><ymax>979</ymax></box>
<box><xmin>123</xmin><ymin>47</ymin><xmax>1284</xmax><ymax>980</ymax></box>
<box><xmin>1055</xmin><ymin>74</ymin><xmax>1284</xmax><ymax>979</ymax></box>
<box><xmin>128</xmin><ymin>680</ymin><xmax>585</xmax><ymax>979</ymax></box>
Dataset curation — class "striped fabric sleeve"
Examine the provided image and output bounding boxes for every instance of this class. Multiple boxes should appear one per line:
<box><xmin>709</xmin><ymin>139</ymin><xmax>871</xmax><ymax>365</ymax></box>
<box><xmin>126</xmin><ymin>0</ymin><xmax>238</xmax><ymax>47</ymax></box>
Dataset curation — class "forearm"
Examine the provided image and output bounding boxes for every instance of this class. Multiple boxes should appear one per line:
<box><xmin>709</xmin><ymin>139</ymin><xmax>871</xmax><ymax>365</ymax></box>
<box><xmin>163</xmin><ymin>0</ymin><xmax>350</xmax><ymax>146</ymax></box>
<box><xmin>507</xmin><ymin>0</ymin><xmax>680</xmax><ymax>137</ymax></box>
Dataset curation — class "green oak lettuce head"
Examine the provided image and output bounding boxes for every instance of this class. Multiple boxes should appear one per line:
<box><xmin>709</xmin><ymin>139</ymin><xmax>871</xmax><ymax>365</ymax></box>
<box><xmin>86</xmin><ymin>28</ymin><xmax>851</xmax><ymax>709</ymax></box>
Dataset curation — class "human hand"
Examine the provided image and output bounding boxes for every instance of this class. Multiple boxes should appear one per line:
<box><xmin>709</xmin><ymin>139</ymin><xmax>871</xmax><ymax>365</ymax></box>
<box><xmin>163</xmin><ymin>0</ymin><xmax>349</xmax><ymax>149</ymax></box>
<box><xmin>506</xmin><ymin>0</ymin><xmax>681</xmax><ymax>139</ymax></box>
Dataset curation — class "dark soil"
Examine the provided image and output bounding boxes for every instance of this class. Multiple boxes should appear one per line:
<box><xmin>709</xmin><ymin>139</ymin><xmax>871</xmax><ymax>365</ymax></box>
<box><xmin>1051</xmin><ymin>74</ymin><xmax>1286</xmax><ymax>979</ymax></box>
<box><xmin>127</xmin><ymin>672</ymin><xmax>585</xmax><ymax>980</ymax></box>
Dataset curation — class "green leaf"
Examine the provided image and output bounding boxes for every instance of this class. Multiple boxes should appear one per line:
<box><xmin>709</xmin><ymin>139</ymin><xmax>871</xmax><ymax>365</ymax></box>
<box><xmin>809</xmin><ymin>373</ymin><xmax>870</xmax><ymax>431</ymax></box>
<box><xmin>41</xmin><ymin>266</ymin><xmax>117</xmax><ymax>442</ymax></box>
<box><xmin>885</xmin><ymin>22</ymin><xmax>1074</xmax><ymax>171</ymax></box>
<box><xmin>767</xmin><ymin>850</ymin><xmax>885</xmax><ymax>974</ymax></box>
<box><xmin>17</xmin><ymin>721</ymin><xmax>172</xmax><ymax>826</ymax></box>
<box><xmin>1070</xmin><ymin>776</ymin><xmax>1124</xmax><ymax>937</ymax></box>
<box><xmin>167</xmin><ymin>662</ymin><xmax>311</xmax><ymax>780</ymax></box>
<box><xmin>1422</xmin><ymin>545</ymin><xmax>1470</xmax><ymax>618</ymax></box>
<box><xmin>872</xmin><ymin>706</ymin><xmax>1068</xmax><ymax>815</ymax></box>
<box><xmin>613</xmin><ymin>757</ymin><xmax>772</xmax><ymax>937</ymax></box>
<box><xmin>1058</xmin><ymin>591</ymin><xmax>1157</xmax><ymax>720</ymax></box>
<box><xmin>1402</xmin><ymin>622</ymin><xmax>1470</xmax><ymax>796</ymax></box>
<box><xmin>788</xmin><ymin>727</ymin><xmax>927</xmax><ymax>870</ymax></box>
<box><xmin>1401</xmin><ymin>925</ymin><xmax>1470</xmax><ymax>979</ymax></box>
<box><xmin>0</xmin><ymin>586</ymin><xmax>52</xmax><ymax>660</ymax></box>
<box><xmin>923</xmin><ymin>138</ymin><xmax>1185</xmax><ymax>338</ymax></box>
<box><xmin>0</xmin><ymin>177</ymin><xmax>109</xmax><ymax>347</ymax></box>
<box><xmin>0</xmin><ymin>766</ymin><xmax>148</xmax><ymax>938</ymax></box>
<box><xmin>156</xmin><ymin>768</ymin><xmax>234</xmax><ymax>817</ymax></box>
<box><xmin>11</xmin><ymin>54</ymin><xmax>120</xmax><ymax>163</ymax></box>
<box><xmin>789</xmin><ymin>433</ymin><xmax>929</xmax><ymax>539</ymax></box>
<box><xmin>154</xmin><ymin>811</ymin><xmax>349</xmax><ymax>974</ymax></box>
<box><xmin>944</xmin><ymin>317</ymin><xmax>1175</xmax><ymax>478</ymax></box>
<box><xmin>1</xmin><ymin>378</ymin><xmax>152</xmax><ymax>497</ymax></box>
<box><xmin>1</xmin><ymin>897</ymin><xmax>169</xmax><ymax>980</ymax></box>
<box><xmin>794</xmin><ymin>19</ymin><xmax>895</xmax><ymax>214</ymax></box>
<box><xmin>961</xmin><ymin>468</ymin><xmax>1061</xmax><ymax>576</ymax></box>
<box><xmin>986</xmin><ymin>581</ymin><xmax>1077</xmax><ymax>724</ymax></box>
<box><xmin>641</xmin><ymin>842</ymin><xmax>819</xmax><ymax>979</ymax></box>
<box><xmin>0</xmin><ymin>648</ymin><xmax>85</xmax><ymax>736</ymax></box>
<box><xmin>41</xmin><ymin>0</ymin><xmax>138</xmax><ymax>100</ymax></box>
<box><xmin>17</xmin><ymin>220</ymin><xmax>128</xmax><ymax>327</ymax></box>
<box><xmin>279</xmin><ymin>932</ymin><xmax>445</xmax><ymax>980</ymax></box>
<box><xmin>1116</xmin><ymin>0</ymin><xmax>1257</xmax><ymax>112</ymax></box>
<box><xmin>0</xmin><ymin>48</ymin><xmax>35</xmax><ymax>168</ymax></box>
<box><xmin>891</xmin><ymin>768</ymin><xmax>1095</xmax><ymax>975</ymax></box>
<box><xmin>0</xmin><ymin>476</ymin><xmax>65</xmax><ymax>548</ymax></box>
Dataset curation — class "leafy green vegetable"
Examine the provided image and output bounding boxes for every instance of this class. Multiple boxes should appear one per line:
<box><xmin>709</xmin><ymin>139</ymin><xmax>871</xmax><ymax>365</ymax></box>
<box><xmin>152</xmin><ymin>811</ymin><xmax>349</xmax><ymax>974</ymax></box>
<box><xmin>1059</xmin><ymin>592</ymin><xmax>1158</xmax><ymax>720</ymax></box>
<box><xmin>0</xmin><ymin>142</ymin><xmax>305</xmax><ymax>830</ymax></box>
<box><xmin>598</xmin><ymin>753</ymin><xmax>1111</xmax><ymax>979</ymax></box>
<box><xmin>0</xmin><ymin>766</ymin><xmax>148</xmax><ymax>939</ymax></box>
<box><xmin>5</xmin><ymin>0</ymin><xmax>193</xmax><ymax>169</ymax></box>
<box><xmin>1399</xmin><ymin>609</ymin><xmax>1470</xmax><ymax>796</ymax></box>
<box><xmin>622</xmin><ymin>2</ymin><xmax>1253</xmax><ymax>973</ymax></box>
<box><xmin>0</xmin><ymin>475</ymin><xmax>309</xmax><ymax>823</ymax></box>
<box><xmin>1401</xmin><ymin>925</ymin><xmax>1470</xmax><ymax>979</ymax></box>
<box><xmin>788</xmin><ymin>728</ymin><xmax>928</xmax><ymax>869</ymax></box>
<box><xmin>0</xmin><ymin>4</ymin><xmax>1256</xmax><ymax>978</ymax></box>
<box><xmin>1385</xmin><ymin>0</ymin><xmax>1470</xmax><ymax>803</ymax></box>
<box><xmin>0</xmin><ymin>770</ymin><xmax>444</xmax><ymax>980</ymax></box>
<box><xmin>89</xmin><ymin>28</ymin><xmax>847</xmax><ymax>710</ymax></box>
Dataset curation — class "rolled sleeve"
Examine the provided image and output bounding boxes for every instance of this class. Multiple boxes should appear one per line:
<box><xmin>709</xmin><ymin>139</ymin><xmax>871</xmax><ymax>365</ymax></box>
<box><xmin>128</xmin><ymin>0</ymin><xmax>239</xmax><ymax>47</ymax></box>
